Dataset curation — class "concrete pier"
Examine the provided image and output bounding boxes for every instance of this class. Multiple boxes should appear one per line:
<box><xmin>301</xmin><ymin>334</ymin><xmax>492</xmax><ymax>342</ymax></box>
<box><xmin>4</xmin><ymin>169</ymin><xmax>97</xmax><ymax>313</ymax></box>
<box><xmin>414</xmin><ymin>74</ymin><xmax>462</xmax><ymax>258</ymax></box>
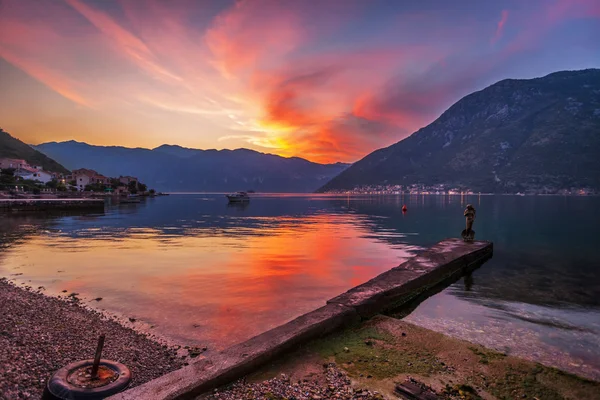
<box><xmin>0</xmin><ymin>198</ymin><xmax>105</xmax><ymax>212</ymax></box>
<box><xmin>109</xmin><ymin>238</ymin><xmax>493</xmax><ymax>400</ymax></box>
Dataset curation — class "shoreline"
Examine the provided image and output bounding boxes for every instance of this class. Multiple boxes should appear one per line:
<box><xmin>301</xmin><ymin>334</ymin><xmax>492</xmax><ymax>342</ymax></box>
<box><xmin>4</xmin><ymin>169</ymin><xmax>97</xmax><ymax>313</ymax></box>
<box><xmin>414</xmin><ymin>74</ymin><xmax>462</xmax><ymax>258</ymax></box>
<box><xmin>2</xmin><ymin>277</ymin><xmax>598</xmax><ymax>399</ymax></box>
<box><xmin>203</xmin><ymin>315</ymin><xmax>600</xmax><ymax>400</ymax></box>
<box><xmin>1</xmin><ymin>235</ymin><xmax>597</xmax><ymax>399</ymax></box>
<box><xmin>0</xmin><ymin>278</ymin><xmax>184</xmax><ymax>399</ymax></box>
<box><xmin>3</xmin><ymin>192</ymin><xmax>599</xmax><ymax>198</ymax></box>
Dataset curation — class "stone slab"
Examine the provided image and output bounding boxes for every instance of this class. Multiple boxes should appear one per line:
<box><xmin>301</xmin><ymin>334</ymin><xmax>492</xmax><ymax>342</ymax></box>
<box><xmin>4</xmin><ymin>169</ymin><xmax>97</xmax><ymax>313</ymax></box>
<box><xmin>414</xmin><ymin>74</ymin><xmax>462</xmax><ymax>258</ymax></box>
<box><xmin>327</xmin><ymin>239</ymin><xmax>492</xmax><ymax>317</ymax></box>
<box><xmin>108</xmin><ymin>303</ymin><xmax>359</xmax><ymax>400</ymax></box>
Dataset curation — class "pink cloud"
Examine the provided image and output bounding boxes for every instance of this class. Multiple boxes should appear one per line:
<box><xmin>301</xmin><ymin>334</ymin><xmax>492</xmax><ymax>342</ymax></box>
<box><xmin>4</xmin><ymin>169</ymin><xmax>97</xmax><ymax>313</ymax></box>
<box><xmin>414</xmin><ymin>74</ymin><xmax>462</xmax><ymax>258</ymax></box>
<box><xmin>1</xmin><ymin>0</ymin><xmax>598</xmax><ymax>163</ymax></box>
<box><xmin>0</xmin><ymin>45</ymin><xmax>91</xmax><ymax>107</ymax></box>
<box><xmin>64</xmin><ymin>0</ymin><xmax>182</xmax><ymax>83</ymax></box>
<box><xmin>205</xmin><ymin>0</ymin><xmax>307</xmax><ymax>79</ymax></box>
<box><xmin>0</xmin><ymin>2</ymin><xmax>97</xmax><ymax>106</ymax></box>
<box><xmin>491</xmin><ymin>10</ymin><xmax>509</xmax><ymax>45</ymax></box>
<box><xmin>504</xmin><ymin>0</ymin><xmax>600</xmax><ymax>55</ymax></box>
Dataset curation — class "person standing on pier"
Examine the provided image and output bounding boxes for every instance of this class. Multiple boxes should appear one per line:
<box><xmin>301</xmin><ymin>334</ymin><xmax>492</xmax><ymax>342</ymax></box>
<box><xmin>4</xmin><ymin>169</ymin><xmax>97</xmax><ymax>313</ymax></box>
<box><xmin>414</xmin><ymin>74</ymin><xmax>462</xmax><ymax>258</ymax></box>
<box><xmin>462</xmin><ymin>204</ymin><xmax>476</xmax><ymax>242</ymax></box>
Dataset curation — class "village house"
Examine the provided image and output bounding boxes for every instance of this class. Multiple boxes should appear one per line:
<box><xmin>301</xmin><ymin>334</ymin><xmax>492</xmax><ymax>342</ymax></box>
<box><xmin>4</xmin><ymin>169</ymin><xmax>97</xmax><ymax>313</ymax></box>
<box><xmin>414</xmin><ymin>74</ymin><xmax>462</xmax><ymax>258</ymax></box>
<box><xmin>119</xmin><ymin>175</ymin><xmax>138</xmax><ymax>186</ymax></box>
<box><xmin>0</xmin><ymin>158</ymin><xmax>31</xmax><ymax>171</ymax></box>
<box><xmin>71</xmin><ymin>168</ymin><xmax>110</xmax><ymax>190</ymax></box>
<box><xmin>114</xmin><ymin>186</ymin><xmax>129</xmax><ymax>196</ymax></box>
<box><xmin>16</xmin><ymin>170</ymin><xmax>54</xmax><ymax>184</ymax></box>
<box><xmin>94</xmin><ymin>174</ymin><xmax>110</xmax><ymax>185</ymax></box>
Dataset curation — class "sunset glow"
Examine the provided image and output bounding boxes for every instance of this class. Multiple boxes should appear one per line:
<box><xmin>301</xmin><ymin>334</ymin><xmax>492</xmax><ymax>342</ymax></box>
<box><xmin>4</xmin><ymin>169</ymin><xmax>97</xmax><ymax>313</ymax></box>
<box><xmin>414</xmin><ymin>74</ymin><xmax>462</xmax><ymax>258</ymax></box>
<box><xmin>1</xmin><ymin>0</ymin><xmax>598</xmax><ymax>163</ymax></box>
<box><xmin>0</xmin><ymin>210</ymin><xmax>413</xmax><ymax>347</ymax></box>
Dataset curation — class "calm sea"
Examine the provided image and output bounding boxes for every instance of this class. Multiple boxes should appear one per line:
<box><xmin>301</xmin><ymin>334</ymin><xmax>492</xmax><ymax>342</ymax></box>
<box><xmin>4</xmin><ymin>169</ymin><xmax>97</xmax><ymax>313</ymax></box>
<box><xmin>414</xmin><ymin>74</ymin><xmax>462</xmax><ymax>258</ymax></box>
<box><xmin>1</xmin><ymin>194</ymin><xmax>599</xmax><ymax>379</ymax></box>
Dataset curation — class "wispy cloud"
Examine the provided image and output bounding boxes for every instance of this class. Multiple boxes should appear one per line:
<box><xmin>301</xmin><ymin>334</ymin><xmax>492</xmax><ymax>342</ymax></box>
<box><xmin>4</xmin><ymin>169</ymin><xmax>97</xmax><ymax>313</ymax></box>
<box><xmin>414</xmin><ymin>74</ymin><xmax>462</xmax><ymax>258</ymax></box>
<box><xmin>64</xmin><ymin>0</ymin><xmax>183</xmax><ymax>83</ymax></box>
<box><xmin>0</xmin><ymin>43</ymin><xmax>92</xmax><ymax>107</ymax></box>
<box><xmin>0</xmin><ymin>0</ymin><xmax>598</xmax><ymax>162</ymax></box>
<box><xmin>491</xmin><ymin>10</ymin><xmax>509</xmax><ymax>45</ymax></box>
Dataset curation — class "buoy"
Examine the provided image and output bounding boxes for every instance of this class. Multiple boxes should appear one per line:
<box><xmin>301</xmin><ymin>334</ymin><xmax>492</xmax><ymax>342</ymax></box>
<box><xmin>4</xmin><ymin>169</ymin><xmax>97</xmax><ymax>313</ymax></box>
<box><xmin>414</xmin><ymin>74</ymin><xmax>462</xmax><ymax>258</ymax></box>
<box><xmin>402</xmin><ymin>205</ymin><xmax>407</xmax><ymax>212</ymax></box>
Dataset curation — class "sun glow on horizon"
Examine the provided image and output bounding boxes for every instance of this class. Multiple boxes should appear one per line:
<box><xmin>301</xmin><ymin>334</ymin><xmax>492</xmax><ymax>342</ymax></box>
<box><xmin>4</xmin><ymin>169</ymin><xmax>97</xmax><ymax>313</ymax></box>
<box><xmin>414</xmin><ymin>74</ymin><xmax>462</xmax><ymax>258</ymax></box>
<box><xmin>0</xmin><ymin>0</ymin><xmax>598</xmax><ymax>163</ymax></box>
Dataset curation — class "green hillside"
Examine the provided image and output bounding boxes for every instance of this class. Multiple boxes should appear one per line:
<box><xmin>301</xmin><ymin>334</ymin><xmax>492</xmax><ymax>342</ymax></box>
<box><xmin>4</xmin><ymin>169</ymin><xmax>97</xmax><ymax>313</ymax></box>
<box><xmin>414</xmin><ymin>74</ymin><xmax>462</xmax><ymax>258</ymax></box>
<box><xmin>0</xmin><ymin>128</ymin><xmax>69</xmax><ymax>174</ymax></box>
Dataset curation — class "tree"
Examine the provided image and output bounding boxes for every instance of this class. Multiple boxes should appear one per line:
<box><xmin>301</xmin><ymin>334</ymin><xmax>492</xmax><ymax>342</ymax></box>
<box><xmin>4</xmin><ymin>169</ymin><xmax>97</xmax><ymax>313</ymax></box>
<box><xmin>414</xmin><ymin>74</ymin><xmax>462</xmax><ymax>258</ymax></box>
<box><xmin>0</xmin><ymin>168</ymin><xmax>16</xmax><ymax>185</ymax></box>
<box><xmin>149</xmin><ymin>189</ymin><xmax>156</xmax><ymax>195</ymax></box>
<box><xmin>110</xmin><ymin>178</ymin><xmax>123</xmax><ymax>189</ymax></box>
<box><xmin>138</xmin><ymin>183</ymin><xmax>147</xmax><ymax>193</ymax></box>
<box><xmin>84</xmin><ymin>183</ymin><xmax>107</xmax><ymax>192</ymax></box>
<box><xmin>128</xmin><ymin>180</ymin><xmax>138</xmax><ymax>194</ymax></box>
<box><xmin>1</xmin><ymin>168</ymin><xmax>15</xmax><ymax>177</ymax></box>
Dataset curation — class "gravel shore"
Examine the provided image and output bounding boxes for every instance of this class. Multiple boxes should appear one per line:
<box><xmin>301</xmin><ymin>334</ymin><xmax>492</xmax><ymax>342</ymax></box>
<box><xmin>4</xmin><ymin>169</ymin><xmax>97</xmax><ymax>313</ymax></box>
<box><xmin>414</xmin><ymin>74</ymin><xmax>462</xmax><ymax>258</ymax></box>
<box><xmin>0</xmin><ymin>278</ymin><xmax>183</xmax><ymax>399</ymax></box>
<box><xmin>204</xmin><ymin>363</ymin><xmax>385</xmax><ymax>400</ymax></box>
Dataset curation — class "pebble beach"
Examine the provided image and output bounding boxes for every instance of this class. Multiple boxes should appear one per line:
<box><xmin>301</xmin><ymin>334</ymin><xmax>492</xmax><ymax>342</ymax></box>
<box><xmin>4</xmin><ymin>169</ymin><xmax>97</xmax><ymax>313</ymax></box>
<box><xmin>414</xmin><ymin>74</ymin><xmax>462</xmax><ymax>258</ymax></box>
<box><xmin>0</xmin><ymin>278</ymin><xmax>183</xmax><ymax>399</ymax></box>
<box><xmin>203</xmin><ymin>364</ymin><xmax>386</xmax><ymax>400</ymax></box>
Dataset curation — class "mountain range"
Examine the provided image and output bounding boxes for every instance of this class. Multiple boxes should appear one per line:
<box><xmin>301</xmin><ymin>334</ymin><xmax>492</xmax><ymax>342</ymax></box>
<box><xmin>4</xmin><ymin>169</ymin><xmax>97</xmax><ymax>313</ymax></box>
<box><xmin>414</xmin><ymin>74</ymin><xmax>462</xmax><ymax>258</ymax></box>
<box><xmin>319</xmin><ymin>69</ymin><xmax>600</xmax><ymax>193</ymax></box>
<box><xmin>34</xmin><ymin>141</ymin><xmax>349</xmax><ymax>192</ymax></box>
<box><xmin>9</xmin><ymin>69</ymin><xmax>600</xmax><ymax>194</ymax></box>
<box><xmin>0</xmin><ymin>129</ymin><xmax>69</xmax><ymax>174</ymax></box>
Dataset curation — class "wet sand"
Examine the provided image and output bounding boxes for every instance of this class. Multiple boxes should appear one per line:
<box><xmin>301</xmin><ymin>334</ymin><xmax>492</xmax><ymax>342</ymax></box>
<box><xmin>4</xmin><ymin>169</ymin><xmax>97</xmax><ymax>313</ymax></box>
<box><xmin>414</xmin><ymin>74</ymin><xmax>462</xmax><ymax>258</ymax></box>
<box><xmin>0</xmin><ymin>278</ymin><xmax>183</xmax><ymax>399</ymax></box>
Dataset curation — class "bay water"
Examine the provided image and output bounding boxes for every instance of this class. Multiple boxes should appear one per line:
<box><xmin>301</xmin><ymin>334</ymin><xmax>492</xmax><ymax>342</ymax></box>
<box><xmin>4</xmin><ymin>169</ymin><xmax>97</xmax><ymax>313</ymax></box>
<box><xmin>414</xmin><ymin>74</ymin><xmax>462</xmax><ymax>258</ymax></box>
<box><xmin>1</xmin><ymin>194</ymin><xmax>598</xmax><ymax>379</ymax></box>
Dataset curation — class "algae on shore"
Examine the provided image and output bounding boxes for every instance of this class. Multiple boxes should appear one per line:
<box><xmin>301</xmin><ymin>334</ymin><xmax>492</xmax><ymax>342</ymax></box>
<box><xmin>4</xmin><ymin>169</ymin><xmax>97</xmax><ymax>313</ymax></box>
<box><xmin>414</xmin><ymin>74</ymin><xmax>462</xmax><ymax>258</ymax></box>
<box><xmin>241</xmin><ymin>315</ymin><xmax>600</xmax><ymax>400</ymax></box>
<box><xmin>309</xmin><ymin>325</ymin><xmax>445</xmax><ymax>379</ymax></box>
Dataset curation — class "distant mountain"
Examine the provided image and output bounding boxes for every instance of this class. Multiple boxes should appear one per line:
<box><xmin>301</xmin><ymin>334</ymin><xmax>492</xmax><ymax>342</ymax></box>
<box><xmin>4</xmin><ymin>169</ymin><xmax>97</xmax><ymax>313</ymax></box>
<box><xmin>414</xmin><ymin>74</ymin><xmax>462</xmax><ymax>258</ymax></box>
<box><xmin>34</xmin><ymin>141</ymin><xmax>350</xmax><ymax>192</ymax></box>
<box><xmin>152</xmin><ymin>144</ymin><xmax>200</xmax><ymax>158</ymax></box>
<box><xmin>0</xmin><ymin>128</ymin><xmax>69</xmax><ymax>173</ymax></box>
<box><xmin>318</xmin><ymin>69</ymin><xmax>600</xmax><ymax>194</ymax></box>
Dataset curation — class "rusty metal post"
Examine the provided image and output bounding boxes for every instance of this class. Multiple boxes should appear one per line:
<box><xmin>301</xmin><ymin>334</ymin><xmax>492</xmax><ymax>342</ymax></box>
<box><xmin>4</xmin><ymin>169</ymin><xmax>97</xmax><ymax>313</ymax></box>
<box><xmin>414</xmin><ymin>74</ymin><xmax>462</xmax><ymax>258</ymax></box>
<box><xmin>90</xmin><ymin>334</ymin><xmax>105</xmax><ymax>379</ymax></box>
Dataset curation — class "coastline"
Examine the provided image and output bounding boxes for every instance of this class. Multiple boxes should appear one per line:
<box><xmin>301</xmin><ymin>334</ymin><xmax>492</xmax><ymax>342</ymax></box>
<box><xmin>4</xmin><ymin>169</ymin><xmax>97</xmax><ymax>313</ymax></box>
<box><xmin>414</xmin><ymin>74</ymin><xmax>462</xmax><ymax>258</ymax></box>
<box><xmin>203</xmin><ymin>316</ymin><xmax>600</xmax><ymax>400</ymax></box>
<box><xmin>0</xmin><ymin>278</ymin><xmax>184</xmax><ymax>399</ymax></box>
<box><xmin>0</xmin><ymin>231</ymin><xmax>597</xmax><ymax>399</ymax></box>
<box><xmin>2</xmin><ymin>277</ymin><xmax>599</xmax><ymax>399</ymax></box>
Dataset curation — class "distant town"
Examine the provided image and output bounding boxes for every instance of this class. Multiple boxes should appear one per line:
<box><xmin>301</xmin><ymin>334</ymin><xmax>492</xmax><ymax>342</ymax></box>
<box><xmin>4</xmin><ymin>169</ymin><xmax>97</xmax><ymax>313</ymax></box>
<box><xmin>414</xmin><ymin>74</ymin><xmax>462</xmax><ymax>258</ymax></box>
<box><xmin>0</xmin><ymin>157</ymin><xmax>154</xmax><ymax>198</ymax></box>
<box><xmin>2</xmin><ymin>156</ymin><xmax>596</xmax><ymax>198</ymax></box>
<box><xmin>324</xmin><ymin>183</ymin><xmax>598</xmax><ymax>196</ymax></box>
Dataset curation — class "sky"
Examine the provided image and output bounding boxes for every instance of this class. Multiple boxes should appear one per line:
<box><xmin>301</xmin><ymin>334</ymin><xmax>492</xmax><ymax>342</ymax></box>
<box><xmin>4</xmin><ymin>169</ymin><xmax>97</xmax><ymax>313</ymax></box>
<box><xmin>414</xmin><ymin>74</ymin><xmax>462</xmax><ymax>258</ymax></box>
<box><xmin>0</xmin><ymin>0</ymin><xmax>598</xmax><ymax>163</ymax></box>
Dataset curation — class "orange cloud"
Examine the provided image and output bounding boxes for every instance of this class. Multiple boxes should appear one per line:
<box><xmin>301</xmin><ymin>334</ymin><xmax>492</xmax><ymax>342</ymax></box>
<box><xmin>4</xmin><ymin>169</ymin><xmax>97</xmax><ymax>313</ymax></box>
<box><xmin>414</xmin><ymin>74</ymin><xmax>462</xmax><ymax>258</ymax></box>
<box><xmin>1</xmin><ymin>0</ymin><xmax>598</xmax><ymax>164</ymax></box>
<box><xmin>0</xmin><ymin>43</ymin><xmax>91</xmax><ymax>107</ymax></box>
<box><xmin>0</xmin><ymin>4</ymin><xmax>93</xmax><ymax>107</ymax></box>
<box><xmin>204</xmin><ymin>0</ymin><xmax>458</xmax><ymax>162</ymax></box>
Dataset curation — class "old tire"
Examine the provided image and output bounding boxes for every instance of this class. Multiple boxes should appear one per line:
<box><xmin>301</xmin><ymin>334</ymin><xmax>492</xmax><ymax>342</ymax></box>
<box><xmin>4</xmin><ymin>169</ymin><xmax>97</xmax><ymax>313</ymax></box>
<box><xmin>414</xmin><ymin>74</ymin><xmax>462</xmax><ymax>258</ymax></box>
<box><xmin>43</xmin><ymin>359</ymin><xmax>131</xmax><ymax>400</ymax></box>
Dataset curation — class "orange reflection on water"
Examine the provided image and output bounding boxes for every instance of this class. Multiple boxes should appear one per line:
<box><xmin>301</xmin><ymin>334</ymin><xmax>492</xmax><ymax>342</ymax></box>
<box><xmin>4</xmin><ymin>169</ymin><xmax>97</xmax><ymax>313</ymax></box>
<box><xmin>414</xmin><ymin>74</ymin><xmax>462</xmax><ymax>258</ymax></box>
<box><xmin>0</xmin><ymin>213</ymin><xmax>412</xmax><ymax>348</ymax></box>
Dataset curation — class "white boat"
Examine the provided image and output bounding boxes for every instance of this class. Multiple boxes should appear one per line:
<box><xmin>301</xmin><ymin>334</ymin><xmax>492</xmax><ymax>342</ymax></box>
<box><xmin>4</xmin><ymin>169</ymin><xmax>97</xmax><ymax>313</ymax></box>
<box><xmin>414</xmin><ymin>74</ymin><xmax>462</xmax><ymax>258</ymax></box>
<box><xmin>226</xmin><ymin>192</ymin><xmax>250</xmax><ymax>203</ymax></box>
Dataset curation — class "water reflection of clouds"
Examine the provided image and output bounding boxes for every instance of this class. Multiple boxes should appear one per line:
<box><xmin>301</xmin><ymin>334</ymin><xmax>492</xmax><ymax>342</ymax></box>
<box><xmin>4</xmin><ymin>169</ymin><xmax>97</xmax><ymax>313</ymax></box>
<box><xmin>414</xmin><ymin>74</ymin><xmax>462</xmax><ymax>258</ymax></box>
<box><xmin>2</xmin><ymin>194</ymin><xmax>599</xmax><ymax>378</ymax></box>
<box><xmin>44</xmin><ymin>212</ymin><xmax>392</xmax><ymax>245</ymax></box>
<box><xmin>1</xmin><ymin>199</ymin><xmax>415</xmax><ymax>349</ymax></box>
